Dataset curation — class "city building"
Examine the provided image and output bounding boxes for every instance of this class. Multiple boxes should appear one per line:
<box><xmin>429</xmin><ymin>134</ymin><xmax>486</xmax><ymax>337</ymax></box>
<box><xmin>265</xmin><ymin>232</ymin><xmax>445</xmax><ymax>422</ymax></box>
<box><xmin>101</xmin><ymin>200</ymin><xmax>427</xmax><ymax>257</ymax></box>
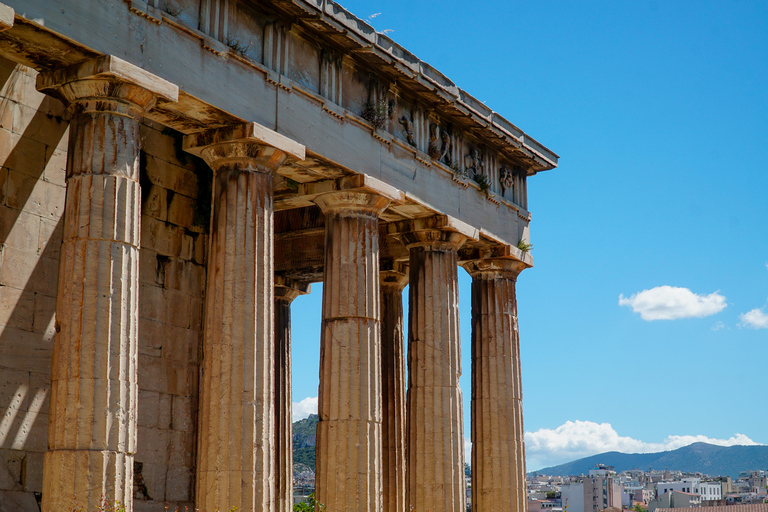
<box><xmin>649</xmin><ymin>491</ymin><xmax>702</xmax><ymax>512</ymax></box>
<box><xmin>561</xmin><ymin>475</ymin><xmax>621</xmax><ymax>512</ymax></box>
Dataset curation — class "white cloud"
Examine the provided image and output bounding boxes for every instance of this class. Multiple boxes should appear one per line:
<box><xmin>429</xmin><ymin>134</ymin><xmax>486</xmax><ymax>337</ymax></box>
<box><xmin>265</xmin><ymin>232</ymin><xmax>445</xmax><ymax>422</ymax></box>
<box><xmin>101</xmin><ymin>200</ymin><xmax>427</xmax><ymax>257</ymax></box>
<box><xmin>525</xmin><ymin>420</ymin><xmax>758</xmax><ymax>470</ymax></box>
<box><xmin>740</xmin><ymin>307</ymin><xmax>768</xmax><ymax>329</ymax></box>
<box><xmin>711</xmin><ymin>321</ymin><xmax>726</xmax><ymax>331</ymax></box>
<box><xmin>292</xmin><ymin>396</ymin><xmax>318</xmax><ymax>422</ymax></box>
<box><xmin>619</xmin><ymin>286</ymin><xmax>726</xmax><ymax>321</ymax></box>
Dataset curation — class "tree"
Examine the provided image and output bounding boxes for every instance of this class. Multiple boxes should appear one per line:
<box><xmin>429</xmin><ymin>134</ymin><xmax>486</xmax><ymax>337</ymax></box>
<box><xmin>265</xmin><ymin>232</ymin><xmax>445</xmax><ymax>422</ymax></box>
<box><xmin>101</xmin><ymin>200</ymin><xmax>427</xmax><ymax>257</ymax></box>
<box><xmin>294</xmin><ymin>492</ymin><xmax>324</xmax><ymax>512</ymax></box>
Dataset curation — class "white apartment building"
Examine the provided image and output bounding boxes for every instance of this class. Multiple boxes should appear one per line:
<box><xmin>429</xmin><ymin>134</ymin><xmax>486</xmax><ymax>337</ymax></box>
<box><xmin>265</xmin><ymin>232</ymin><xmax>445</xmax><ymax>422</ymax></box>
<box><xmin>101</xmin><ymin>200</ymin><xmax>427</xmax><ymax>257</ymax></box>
<box><xmin>657</xmin><ymin>479</ymin><xmax>722</xmax><ymax>501</ymax></box>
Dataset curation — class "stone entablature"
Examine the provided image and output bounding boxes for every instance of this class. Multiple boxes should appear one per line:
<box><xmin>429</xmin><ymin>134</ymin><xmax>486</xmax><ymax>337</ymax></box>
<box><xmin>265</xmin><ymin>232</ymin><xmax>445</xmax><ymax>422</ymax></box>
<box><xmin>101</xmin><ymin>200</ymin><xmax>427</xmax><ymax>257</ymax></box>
<box><xmin>0</xmin><ymin>0</ymin><xmax>556</xmax><ymax>255</ymax></box>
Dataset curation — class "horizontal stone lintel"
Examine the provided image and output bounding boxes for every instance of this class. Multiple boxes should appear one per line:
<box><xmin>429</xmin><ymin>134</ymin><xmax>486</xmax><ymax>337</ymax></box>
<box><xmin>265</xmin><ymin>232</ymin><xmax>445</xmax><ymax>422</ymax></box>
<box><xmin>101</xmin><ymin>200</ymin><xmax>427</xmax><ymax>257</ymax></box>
<box><xmin>36</xmin><ymin>55</ymin><xmax>178</xmax><ymax>103</ymax></box>
<box><xmin>0</xmin><ymin>3</ymin><xmax>13</xmax><ymax>31</ymax></box>
<box><xmin>183</xmin><ymin>121</ymin><xmax>305</xmax><ymax>162</ymax></box>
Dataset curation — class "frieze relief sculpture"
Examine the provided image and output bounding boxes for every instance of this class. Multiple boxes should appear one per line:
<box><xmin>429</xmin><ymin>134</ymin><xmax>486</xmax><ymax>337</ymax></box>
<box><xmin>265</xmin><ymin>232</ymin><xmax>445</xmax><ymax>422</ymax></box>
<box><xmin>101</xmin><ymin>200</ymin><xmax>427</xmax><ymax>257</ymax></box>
<box><xmin>499</xmin><ymin>165</ymin><xmax>515</xmax><ymax>197</ymax></box>
<box><xmin>439</xmin><ymin>129</ymin><xmax>452</xmax><ymax>166</ymax></box>
<box><xmin>399</xmin><ymin>115</ymin><xmax>416</xmax><ymax>147</ymax></box>
<box><xmin>428</xmin><ymin>123</ymin><xmax>441</xmax><ymax>159</ymax></box>
<box><xmin>464</xmin><ymin>148</ymin><xmax>484</xmax><ymax>179</ymax></box>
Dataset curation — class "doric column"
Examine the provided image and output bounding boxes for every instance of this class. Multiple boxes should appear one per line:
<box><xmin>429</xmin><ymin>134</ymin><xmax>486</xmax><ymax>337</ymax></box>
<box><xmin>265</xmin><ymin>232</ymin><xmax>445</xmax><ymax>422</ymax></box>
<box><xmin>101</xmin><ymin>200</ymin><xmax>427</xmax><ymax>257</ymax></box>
<box><xmin>395</xmin><ymin>219</ymin><xmax>472</xmax><ymax>512</ymax></box>
<box><xmin>184</xmin><ymin>123</ymin><xmax>304</xmax><ymax>512</ymax></box>
<box><xmin>35</xmin><ymin>56</ymin><xmax>178</xmax><ymax>512</ymax></box>
<box><xmin>379</xmin><ymin>264</ymin><xmax>408</xmax><ymax>512</ymax></box>
<box><xmin>462</xmin><ymin>258</ymin><xmax>528</xmax><ymax>512</ymax></box>
<box><xmin>314</xmin><ymin>191</ymin><xmax>390</xmax><ymax>512</ymax></box>
<box><xmin>274</xmin><ymin>276</ymin><xmax>310</xmax><ymax>512</ymax></box>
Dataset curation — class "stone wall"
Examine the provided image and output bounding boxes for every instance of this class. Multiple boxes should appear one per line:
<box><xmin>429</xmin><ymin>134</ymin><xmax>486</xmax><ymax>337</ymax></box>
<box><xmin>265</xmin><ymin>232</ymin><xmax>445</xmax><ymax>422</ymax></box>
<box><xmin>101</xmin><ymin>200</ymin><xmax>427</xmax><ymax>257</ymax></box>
<box><xmin>0</xmin><ymin>56</ymin><xmax>209</xmax><ymax>512</ymax></box>
<box><xmin>0</xmin><ymin>55</ymin><xmax>67</xmax><ymax>512</ymax></box>
<box><xmin>134</xmin><ymin>122</ymin><xmax>208</xmax><ymax>511</ymax></box>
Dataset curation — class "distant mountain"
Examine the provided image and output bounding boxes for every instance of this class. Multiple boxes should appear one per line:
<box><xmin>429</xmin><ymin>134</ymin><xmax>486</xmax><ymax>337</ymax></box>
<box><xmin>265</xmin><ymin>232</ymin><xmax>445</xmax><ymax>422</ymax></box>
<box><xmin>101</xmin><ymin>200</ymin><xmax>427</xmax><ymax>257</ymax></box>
<box><xmin>293</xmin><ymin>414</ymin><xmax>319</xmax><ymax>470</ymax></box>
<box><xmin>533</xmin><ymin>442</ymin><xmax>768</xmax><ymax>479</ymax></box>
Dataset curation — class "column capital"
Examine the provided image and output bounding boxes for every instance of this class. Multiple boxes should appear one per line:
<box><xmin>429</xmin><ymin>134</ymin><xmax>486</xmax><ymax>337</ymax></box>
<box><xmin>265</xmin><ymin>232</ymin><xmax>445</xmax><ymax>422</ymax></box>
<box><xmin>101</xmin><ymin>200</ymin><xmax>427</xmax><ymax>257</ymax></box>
<box><xmin>462</xmin><ymin>258</ymin><xmax>528</xmax><ymax>281</ymax></box>
<box><xmin>37</xmin><ymin>55</ymin><xmax>178</xmax><ymax>117</ymax></box>
<box><xmin>313</xmin><ymin>190</ymin><xmax>390</xmax><ymax>216</ymax></box>
<box><xmin>275</xmin><ymin>275</ymin><xmax>310</xmax><ymax>303</ymax></box>
<box><xmin>184</xmin><ymin>122</ymin><xmax>305</xmax><ymax>173</ymax></box>
<box><xmin>389</xmin><ymin>215</ymin><xmax>477</xmax><ymax>252</ymax></box>
<box><xmin>380</xmin><ymin>261</ymin><xmax>408</xmax><ymax>291</ymax></box>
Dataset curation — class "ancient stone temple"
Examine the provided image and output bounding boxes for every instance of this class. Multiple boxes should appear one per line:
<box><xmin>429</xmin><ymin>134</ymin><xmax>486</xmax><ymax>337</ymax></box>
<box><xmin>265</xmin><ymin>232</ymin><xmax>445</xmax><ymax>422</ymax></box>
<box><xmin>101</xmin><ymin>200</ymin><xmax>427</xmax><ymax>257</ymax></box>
<box><xmin>0</xmin><ymin>1</ymin><xmax>557</xmax><ymax>511</ymax></box>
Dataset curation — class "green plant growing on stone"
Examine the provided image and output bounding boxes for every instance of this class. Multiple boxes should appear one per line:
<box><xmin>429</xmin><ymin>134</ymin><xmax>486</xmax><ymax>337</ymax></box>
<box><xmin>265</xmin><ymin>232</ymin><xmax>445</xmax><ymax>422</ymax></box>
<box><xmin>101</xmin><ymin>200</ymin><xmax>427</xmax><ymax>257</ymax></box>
<box><xmin>362</xmin><ymin>98</ymin><xmax>393</xmax><ymax>130</ymax></box>
<box><xmin>517</xmin><ymin>239</ymin><xmax>533</xmax><ymax>252</ymax></box>
<box><xmin>293</xmin><ymin>492</ymin><xmax>325</xmax><ymax>512</ymax></box>
<box><xmin>472</xmin><ymin>172</ymin><xmax>491</xmax><ymax>192</ymax></box>
<box><xmin>225</xmin><ymin>37</ymin><xmax>251</xmax><ymax>56</ymax></box>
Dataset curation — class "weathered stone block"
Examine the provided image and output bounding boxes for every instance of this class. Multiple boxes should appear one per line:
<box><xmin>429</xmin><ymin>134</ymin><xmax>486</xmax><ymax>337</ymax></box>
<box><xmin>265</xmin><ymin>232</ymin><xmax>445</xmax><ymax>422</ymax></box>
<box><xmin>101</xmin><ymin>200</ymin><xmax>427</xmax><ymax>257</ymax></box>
<box><xmin>157</xmin><ymin>393</ymin><xmax>172</xmax><ymax>429</ymax></box>
<box><xmin>166</xmin><ymin>430</ymin><xmax>193</xmax><ymax>467</ymax></box>
<box><xmin>143</xmin><ymin>185</ymin><xmax>168</xmax><ymax>221</ymax></box>
<box><xmin>21</xmin><ymin>452</ymin><xmax>44</xmax><ymax>492</ymax></box>
<box><xmin>0</xmin><ymin>63</ymin><xmax>38</xmax><ymax>107</ymax></box>
<box><xmin>193</xmin><ymin>233</ymin><xmax>206</xmax><ymax>265</ymax></box>
<box><xmin>167</xmin><ymin>194</ymin><xmax>196</xmax><ymax>231</ymax></box>
<box><xmin>27</xmin><ymin>372</ymin><xmax>50</xmax><ymax>415</ymax></box>
<box><xmin>180</xmin><ymin>234</ymin><xmax>193</xmax><ymax>261</ymax></box>
<box><xmin>171</xmin><ymin>396</ymin><xmax>194</xmax><ymax>433</ymax></box>
<box><xmin>12</xmin><ymin>103</ymin><xmax>68</xmax><ymax>149</ymax></box>
<box><xmin>138</xmin><ymin>317</ymin><xmax>164</xmax><ymax>357</ymax></box>
<box><xmin>164</xmin><ymin>361</ymin><xmax>189</xmax><ymax>396</ymax></box>
<box><xmin>0</xmin><ymin>206</ymin><xmax>40</xmax><ymax>253</ymax></box>
<box><xmin>164</xmin><ymin>289</ymin><xmax>191</xmax><ymax>329</ymax></box>
<box><xmin>141</xmin><ymin>215</ymin><xmax>183</xmax><ymax>257</ymax></box>
<box><xmin>143</xmin><ymin>153</ymin><xmax>199</xmax><ymax>199</ymax></box>
<box><xmin>37</xmin><ymin>216</ymin><xmax>62</xmax><ymax>259</ymax></box>
<box><xmin>135</xmin><ymin>427</ymin><xmax>170</xmax><ymax>466</ymax></box>
<box><xmin>0</xmin><ymin>99</ymin><xmax>14</xmax><ymax>131</ymax></box>
<box><xmin>0</xmin><ymin>130</ymin><xmax>46</xmax><ymax>178</ymax></box>
<box><xmin>164</xmin><ymin>465</ymin><xmax>192</xmax><ymax>502</ymax></box>
<box><xmin>14</xmin><ymin>412</ymin><xmax>47</xmax><ymax>453</ymax></box>
<box><xmin>139</xmin><ymin>283</ymin><xmax>165</xmax><ymax>324</ymax></box>
<box><xmin>0</xmin><ymin>285</ymin><xmax>34</xmax><ymax>331</ymax></box>
<box><xmin>137</xmin><ymin>390</ymin><xmax>160</xmax><ymax>428</ymax></box>
<box><xmin>138</xmin><ymin>249</ymin><xmax>165</xmax><ymax>287</ymax></box>
<box><xmin>140</xmin><ymin>125</ymin><xmax>184</xmax><ymax>168</ymax></box>
<box><xmin>188</xmin><ymin>296</ymin><xmax>203</xmax><ymax>331</ymax></box>
<box><xmin>42</xmin><ymin>146</ymin><xmax>67</xmax><ymax>188</ymax></box>
<box><xmin>137</xmin><ymin>354</ymin><xmax>166</xmax><ymax>394</ymax></box>
<box><xmin>0</xmin><ymin>166</ymin><xmax>7</xmax><ymax>205</ymax></box>
<box><xmin>5</xmin><ymin>169</ymin><xmax>64</xmax><ymax>220</ymax></box>
<box><xmin>162</xmin><ymin>326</ymin><xmax>196</xmax><ymax>363</ymax></box>
<box><xmin>135</xmin><ymin>461</ymin><xmax>166</xmax><ymax>503</ymax></box>
<box><xmin>0</xmin><ymin>367</ymin><xmax>29</xmax><ymax>412</ymax></box>
<box><xmin>0</xmin><ymin>247</ymin><xmax>34</xmax><ymax>290</ymax></box>
<box><xmin>32</xmin><ymin>293</ymin><xmax>55</xmax><ymax>341</ymax></box>
<box><xmin>0</xmin><ymin>327</ymin><xmax>52</xmax><ymax>376</ymax></box>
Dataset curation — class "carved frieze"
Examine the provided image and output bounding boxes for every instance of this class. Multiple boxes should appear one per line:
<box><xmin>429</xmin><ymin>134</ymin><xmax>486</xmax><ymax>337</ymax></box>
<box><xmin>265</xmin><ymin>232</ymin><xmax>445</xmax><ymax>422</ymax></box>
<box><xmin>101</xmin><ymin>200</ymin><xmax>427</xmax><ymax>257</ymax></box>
<box><xmin>399</xmin><ymin>115</ymin><xmax>416</xmax><ymax>147</ymax></box>
<box><xmin>499</xmin><ymin>165</ymin><xmax>514</xmax><ymax>196</ymax></box>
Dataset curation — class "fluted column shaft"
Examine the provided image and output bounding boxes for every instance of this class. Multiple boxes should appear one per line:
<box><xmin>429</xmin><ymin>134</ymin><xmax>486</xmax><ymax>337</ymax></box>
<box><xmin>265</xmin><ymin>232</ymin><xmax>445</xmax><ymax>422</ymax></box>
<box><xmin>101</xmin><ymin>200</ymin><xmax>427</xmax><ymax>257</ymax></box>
<box><xmin>380</xmin><ymin>269</ymin><xmax>408</xmax><ymax>512</ymax></box>
<box><xmin>274</xmin><ymin>277</ymin><xmax>309</xmax><ymax>512</ymax></box>
<box><xmin>314</xmin><ymin>191</ymin><xmax>390</xmax><ymax>512</ymax></box>
<box><xmin>192</xmin><ymin>137</ymin><xmax>289</xmax><ymax>512</ymax></box>
<box><xmin>36</xmin><ymin>57</ymin><xmax>176</xmax><ymax>512</ymax></box>
<box><xmin>464</xmin><ymin>259</ymin><xmax>527</xmax><ymax>512</ymax></box>
<box><xmin>400</xmin><ymin>230</ymin><xmax>468</xmax><ymax>512</ymax></box>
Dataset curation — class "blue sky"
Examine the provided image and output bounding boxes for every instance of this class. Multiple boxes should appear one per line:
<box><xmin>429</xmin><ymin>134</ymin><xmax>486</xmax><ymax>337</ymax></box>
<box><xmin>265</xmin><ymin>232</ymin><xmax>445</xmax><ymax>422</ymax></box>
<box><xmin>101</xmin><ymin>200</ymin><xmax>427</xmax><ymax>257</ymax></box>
<box><xmin>290</xmin><ymin>0</ymin><xmax>768</xmax><ymax>471</ymax></box>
